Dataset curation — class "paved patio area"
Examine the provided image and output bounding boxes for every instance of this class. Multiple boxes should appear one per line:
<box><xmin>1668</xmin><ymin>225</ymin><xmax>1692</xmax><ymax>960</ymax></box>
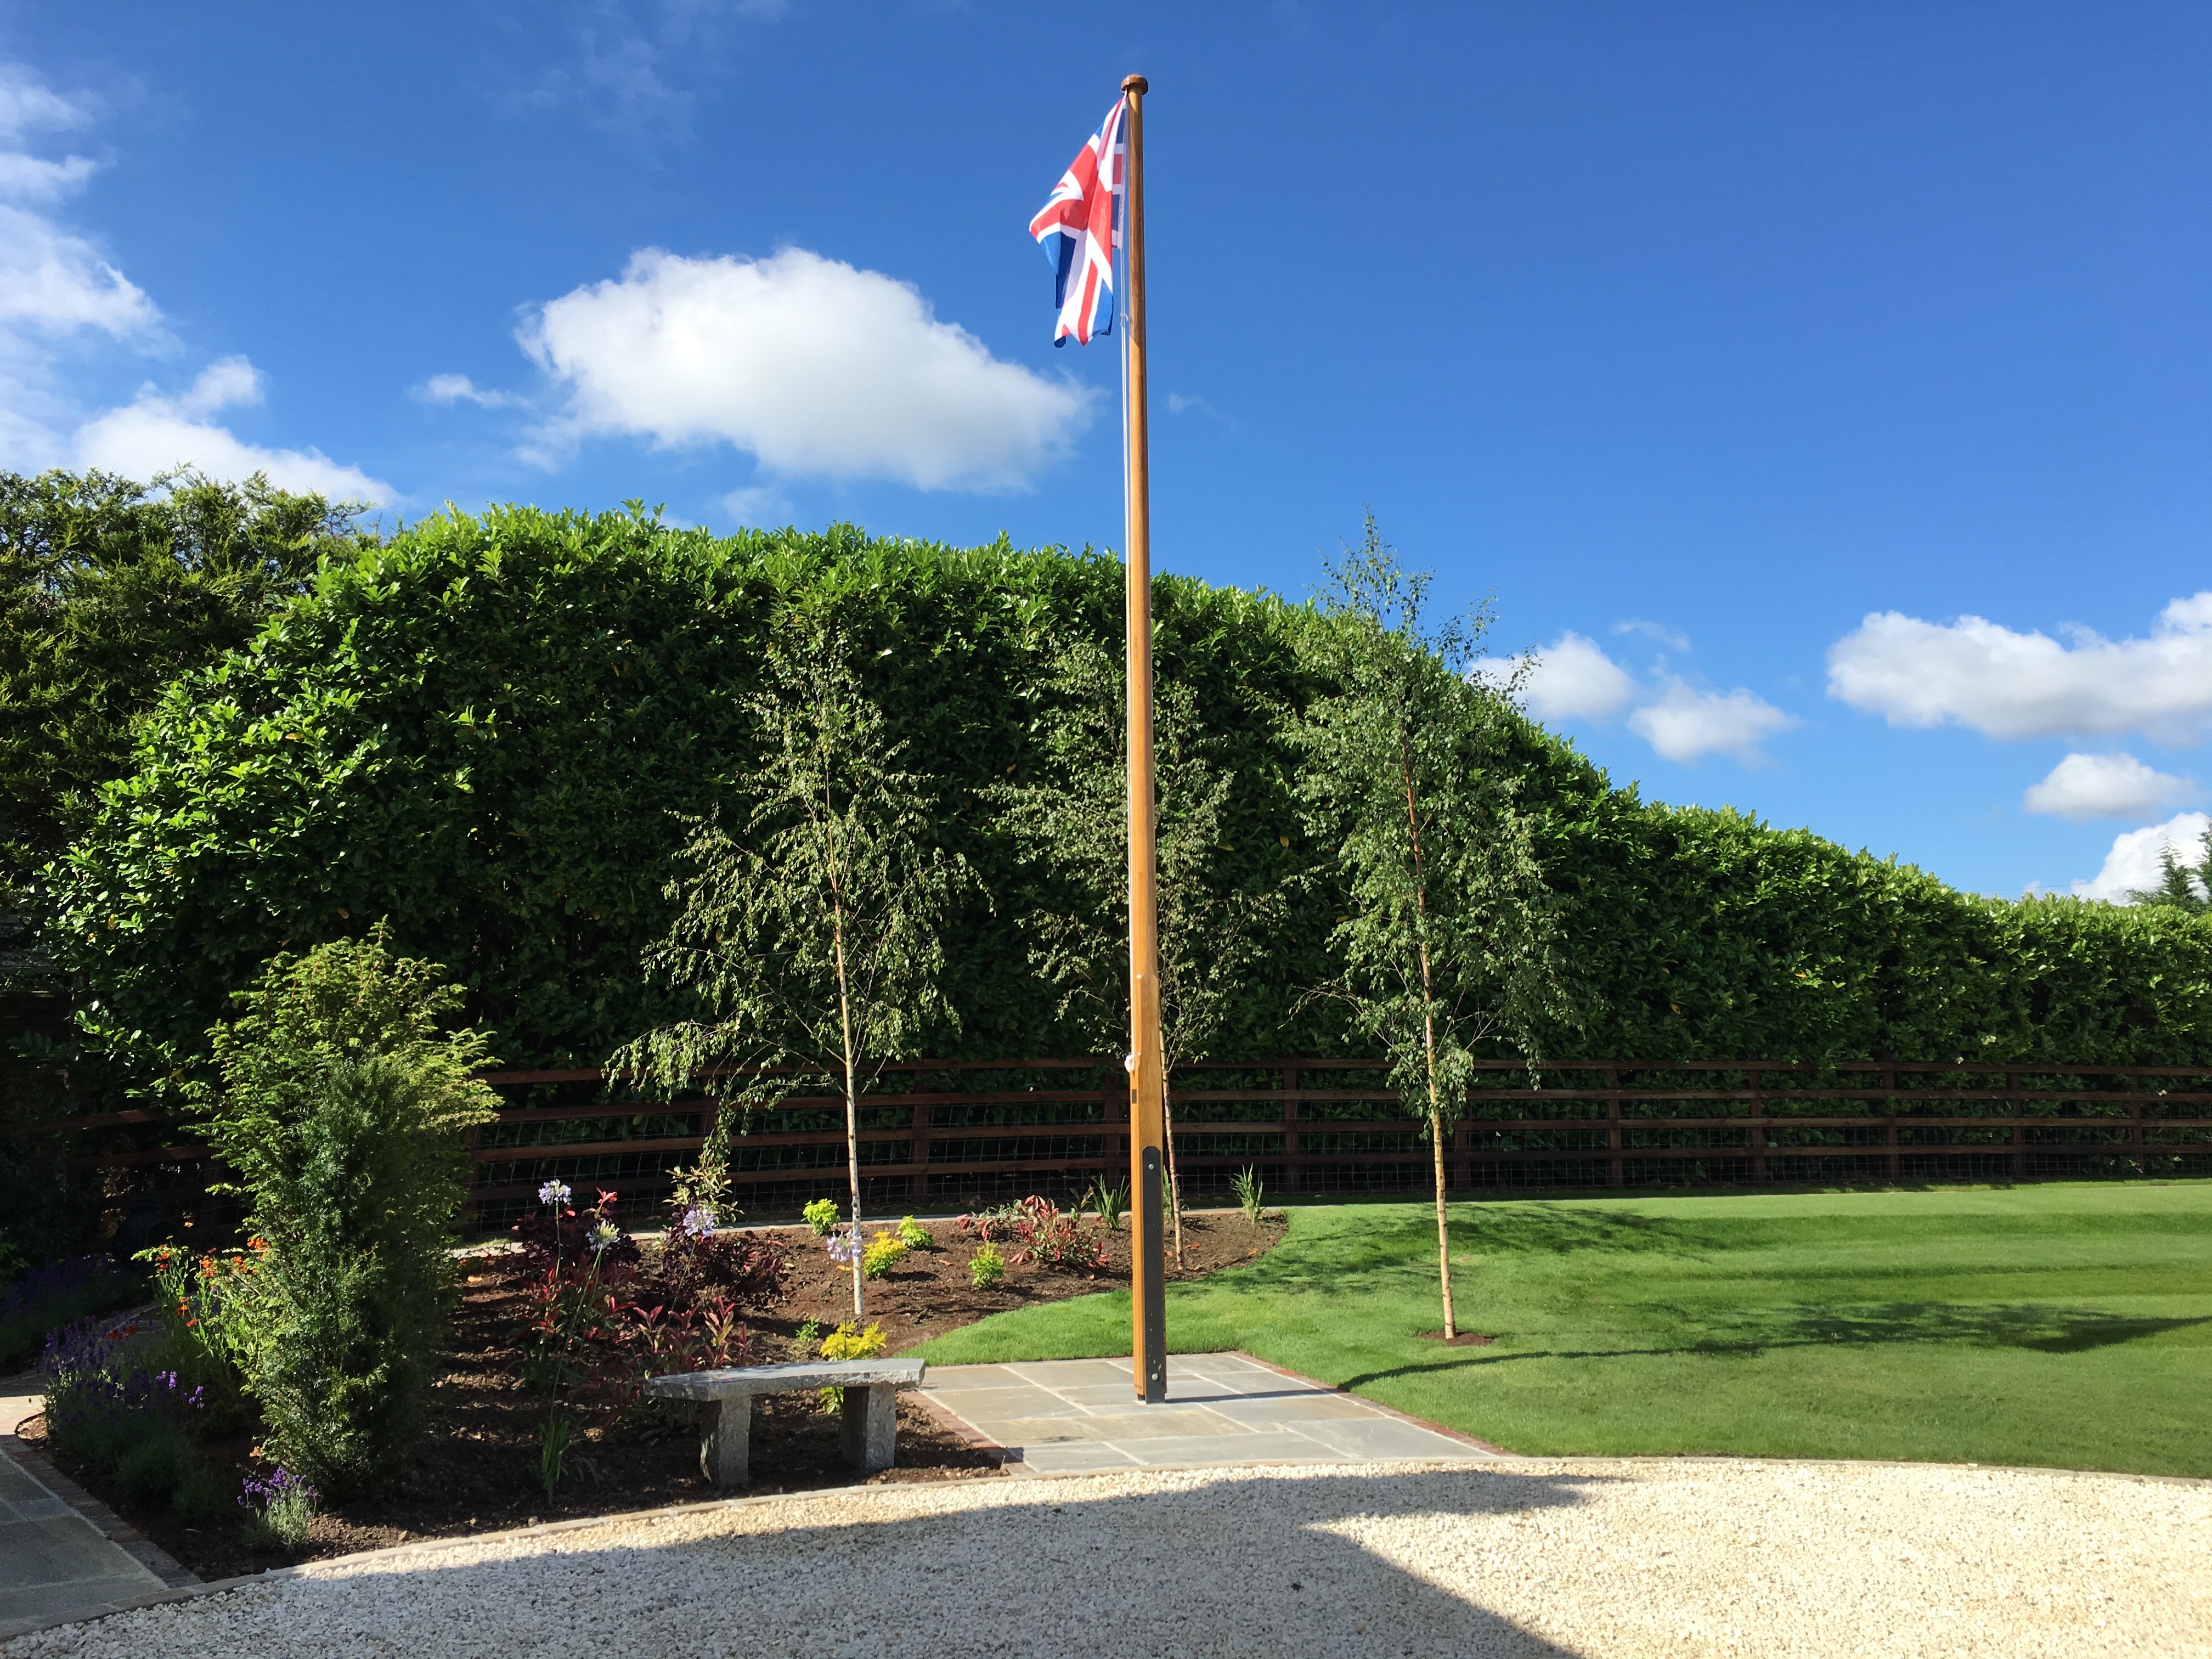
<box><xmin>918</xmin><ymin>1350</ymin><xmax>1496</xmax><ymax>1473</ymax></box>
<box><xmin>0</xmin><ymin>1393</ymin><xmax>168</xmax><ymax>1638</ymax></box>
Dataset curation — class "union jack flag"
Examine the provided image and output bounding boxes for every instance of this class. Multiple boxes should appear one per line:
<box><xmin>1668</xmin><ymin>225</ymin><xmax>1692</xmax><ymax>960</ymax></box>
<box><xmin>1029</xmin><ymin>96</ymin><xmax>1126</xmax><ymax>347</ymax></box>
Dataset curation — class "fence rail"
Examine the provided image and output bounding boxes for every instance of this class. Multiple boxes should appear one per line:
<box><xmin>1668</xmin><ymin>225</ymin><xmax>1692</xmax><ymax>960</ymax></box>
<box><xmin>9</xmin><ymin>1057</ymin><xmax>2211</xmax><ymax>1235</ymax></box>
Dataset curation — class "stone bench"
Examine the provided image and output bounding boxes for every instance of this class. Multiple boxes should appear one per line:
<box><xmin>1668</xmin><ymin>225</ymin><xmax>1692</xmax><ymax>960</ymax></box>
<box><xmin>643</xmin><ymin>1359</ymin><xmax>928</xmax><ymax>1487</ymax></box>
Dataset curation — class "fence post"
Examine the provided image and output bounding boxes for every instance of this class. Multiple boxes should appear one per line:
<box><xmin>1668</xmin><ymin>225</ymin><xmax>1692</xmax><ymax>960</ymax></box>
<box><xmin>462</xmin><ymin>1110</ymin><xmax>484</xmax><ymax>1231</ymax></box>
<box><xmin>1606</xmin><ymin>1066</ymin><xmax>1623</xmax><ymax>1189</ymax></box>
<box><xmin>910</xmin><ymin>1088</ymin><xmax>932</xmax><ymax>1211</ymax></box>
<box><xmin>2009</xmin><ymin>1065</ymin><xmax>2027</xmax><ymax>1182</ymax></box>
<box><xmin>1748</xmin><ymin>1060</ymin><xmax>1768</xmax><ymax>1184</ymax></box>
<box><xmin>2130</xmin><ymin>1069</ymin><xmax>2148</xmax><ymax>1178</ymax></box>
<box><xmin>1882</xmin><ymin>1059</ymin><xmax>1901</xmax><ymax>1183</ymax></box>
<box><xmin>1280</xmin><ymin>1062</ymin><xmax>1300</xmax><ymax>1195</ymax></box>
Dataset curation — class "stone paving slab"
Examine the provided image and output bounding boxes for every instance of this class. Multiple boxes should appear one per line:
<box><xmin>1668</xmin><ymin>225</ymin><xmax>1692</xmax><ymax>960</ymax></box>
<box><xmin>920</xmin><ymin>1351</ymin><xmax>1498</xmax><ymax>1471</ymax></box>
<box><xmin>0</xmin><ymin>1396</ymin><xmax>169</xmax><ymax>1637</ymax></box>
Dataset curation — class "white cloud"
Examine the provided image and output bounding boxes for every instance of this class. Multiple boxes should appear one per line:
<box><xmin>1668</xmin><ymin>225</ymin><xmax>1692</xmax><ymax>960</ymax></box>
<box><xmin>1628</xmin><ymin>680</ymin><xmax>1797</xmax><ymax>764</ymax></box>
<box><xmin>1827</xmin><ymin>594</ymin><xmax>2212</xmax><ymax>743</ymax></box>
<box><xmin>73</xmin><ymin>358</ymin><xmax>392</xmax><ymax>503</ymax></box>
<box><xmin>416</xmin><ymin>372</ymin><xmax>527</xmax><ymax>410</ymax></box>
<box><xmin>518</xmin><ymin>246</ymin><xmax>1092</xmax><ymax>490</ymax></box>
<box><xmin>0</xmin><ymin>65</ymin><xmax>157</xmax><ymax>472</ymax></box>
<box><xmin>1612</xmin><ymin>618</ymin><xmax>1691</xmax><ymax>652</ymax></box>
<box><xmin>0</xmin><ymin>201</ymin><xmax>156</xmax><ymax>336</ymax></box>
<box><xmin>2022</xmin><ymin>752</ymin><xmax>2196</xmax><ymax>822</ymax></box>
<box><xmin>1167</xmin><ymin>392</ymin><xmax>1237</xmax><ymax>431</ymax></box>
<box><xmin>2070</xmin><ymin>811</ymin><xmax>2211</xmax><ymax>902</ymax></box>
<box><xmin>510</xmin><ymin>2</ymin><xmax>789</xmax><ymax>143</ymax></box>
<box><xmin>718</xmin><ymin>484</ymin><xmax>791</xmax><ymax>526</ymax></box>
<box><xmin>0</xmin><ymin>64</ymin><xmax>94</xmax><ymax>143</ymax></box>
<box><xmin>1515</xmin><ymin>631</ymin><xmax>1639</xmax><ymax>721</ymax></box>
<box><xmin>1480</xmin><ymin>629</ymin><xmax>1792</xmax><ymax>767</ymax></box>
<box><xmin>0</xmin><ymin>152</ymin><xmax>98</xmax><ymax>202</ymax></box>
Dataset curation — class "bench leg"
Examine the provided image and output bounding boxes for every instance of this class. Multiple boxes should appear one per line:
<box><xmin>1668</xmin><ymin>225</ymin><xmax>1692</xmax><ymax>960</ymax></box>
<box><xmin>701</xmin><ymin>1394</ymin><xmax>752</xmax><ymax>1488</ymax></box>
<box><xmin>839</xmin><ymin>1381</ymin><xmax>898</xmax><ymax>1473</ymax></box>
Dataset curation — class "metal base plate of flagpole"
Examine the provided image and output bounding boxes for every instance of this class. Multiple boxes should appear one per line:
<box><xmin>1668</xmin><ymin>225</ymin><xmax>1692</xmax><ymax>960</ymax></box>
<box><xmin>1135</xmin><ymin>1146</ymin><xmax>1166</xmax><ymax>1402</ymax></box>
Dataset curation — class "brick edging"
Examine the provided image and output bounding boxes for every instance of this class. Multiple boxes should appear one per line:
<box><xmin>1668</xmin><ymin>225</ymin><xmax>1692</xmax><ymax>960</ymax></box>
<box><xmin>2</xmin><ymin>1415</ymin><xmax>200</xmax><ymax>1592</ymax></box>
<box><xmin>901</xmin><ymin>1385</ymin><xmax>1026</xmax><ymax>1476</ymax></box>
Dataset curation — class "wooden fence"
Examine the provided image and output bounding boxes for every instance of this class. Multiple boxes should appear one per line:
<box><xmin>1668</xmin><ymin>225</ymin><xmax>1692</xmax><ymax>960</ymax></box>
<box><xmin>10</xmin><ymin>1056</ymin><xmax>2211</xmax><ymax>1237</ymax></box>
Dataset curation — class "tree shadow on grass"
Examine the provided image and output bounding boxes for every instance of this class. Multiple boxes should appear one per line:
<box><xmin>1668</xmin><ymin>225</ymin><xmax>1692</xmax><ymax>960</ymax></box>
<box><xmin>1339</xmin><ymin>1306</ymin><xmax>2211</xmax><ymax>1390</ymax></box>
<box><xmin>1252</xmin><ymin>1205</ymin><xmax>1721</xmax><ymax>1290</ymax></box>
<box><xmin>89</xmin><ymin>1466</ymin><xmax>1616</xmax><ymax>1656</ymax></box>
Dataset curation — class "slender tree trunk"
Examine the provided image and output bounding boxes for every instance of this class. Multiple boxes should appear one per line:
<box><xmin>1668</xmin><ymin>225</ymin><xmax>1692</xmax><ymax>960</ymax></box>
<box><xmin>1403</xmin><ymin>732</ymin><xmax>1455</xmax><ymax>1340</ymax></box>
<box><xmin>833</xmin><ymin>901</ymin><xmax>863</xmax><ymax>1322</ymax></box>
<box><xmin>1430</xmin><ymin>1099</ymin><xmax>1455</xmax><ymax>1340</ymax></box>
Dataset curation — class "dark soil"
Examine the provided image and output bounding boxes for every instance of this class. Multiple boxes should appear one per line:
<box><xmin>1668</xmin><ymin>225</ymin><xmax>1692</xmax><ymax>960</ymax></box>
<box><xmin>21</xmin><ymin>1210</ymin><xmax>1284</xmax><ymax>1582</ymax></box>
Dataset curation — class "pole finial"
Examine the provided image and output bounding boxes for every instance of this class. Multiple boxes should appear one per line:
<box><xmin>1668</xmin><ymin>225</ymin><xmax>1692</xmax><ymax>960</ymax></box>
<box><xmin>1121</xmin><ymin>74</ymin><xmax>1148</xmax><ymax>95</ymax></box>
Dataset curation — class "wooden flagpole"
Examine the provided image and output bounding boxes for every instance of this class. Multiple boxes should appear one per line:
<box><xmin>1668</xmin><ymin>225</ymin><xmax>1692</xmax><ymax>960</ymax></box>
<box><xmin>1119</xmin><ymin>71</ymin><xmax>1167</xmax><ymax>1405</ymax></box>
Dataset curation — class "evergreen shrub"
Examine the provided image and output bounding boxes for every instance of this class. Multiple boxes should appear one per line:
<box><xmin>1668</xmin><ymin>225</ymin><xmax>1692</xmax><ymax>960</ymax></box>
<box><xmin>198</xmin><ymin>930</ymin><xmax>496</xmax><ymax>1497</ymax></box>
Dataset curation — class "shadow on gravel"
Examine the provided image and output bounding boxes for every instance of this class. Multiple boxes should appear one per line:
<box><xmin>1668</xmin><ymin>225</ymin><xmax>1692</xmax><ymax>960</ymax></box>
<box><xmin>116</xmin><ymin>1468</ymin><xmax>1618</xmax><ymax>1658</ymax></box>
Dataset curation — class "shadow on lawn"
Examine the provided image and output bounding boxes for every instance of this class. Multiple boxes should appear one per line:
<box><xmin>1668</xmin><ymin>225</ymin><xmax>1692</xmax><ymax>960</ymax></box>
<box><xmin>1255</xmin><ymin>1205</ymin><xmax>1724</xmax><ymax>1289</ymax></box>
<box><xmin>117</xmin><ymin>1467</ymin><xmax>1615</xmax><ymax>1656</ymax></box>
<box><xmin>1339</xmin><ymin>1305</ymin><xmax>2210</xmax><ymax>1390</ymax></box>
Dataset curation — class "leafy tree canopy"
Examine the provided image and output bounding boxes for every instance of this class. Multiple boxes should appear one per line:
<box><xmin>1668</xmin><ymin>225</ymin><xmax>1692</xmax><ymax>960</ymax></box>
<box><xmin>0</xmin><ymin>467</ymin><xmax>373</xmax><ymax>922</ymax></box>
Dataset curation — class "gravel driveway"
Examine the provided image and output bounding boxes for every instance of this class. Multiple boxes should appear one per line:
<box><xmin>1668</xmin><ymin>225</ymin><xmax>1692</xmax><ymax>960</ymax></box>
<box><xmin>8</xmin><ymin>1459</ymin><xmax>2204</xmax><ymax>1658</ymax></box>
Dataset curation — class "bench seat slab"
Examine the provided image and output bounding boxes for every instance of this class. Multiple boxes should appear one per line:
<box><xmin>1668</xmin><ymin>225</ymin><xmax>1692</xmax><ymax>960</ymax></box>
<box><xmin>647</xmin><ymin>1359</ymin><xmax>926</xmax><ymax>1401</ymax></box>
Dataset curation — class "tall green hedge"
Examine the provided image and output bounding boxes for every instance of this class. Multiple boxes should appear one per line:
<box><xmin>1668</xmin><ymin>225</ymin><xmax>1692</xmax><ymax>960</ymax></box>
<box><xmin>46</xmin><ymin>503</ymin><xmax>2212</xmax><ymax>1076</ymax></box>
<box><xmin>1</xmin><ymin>469</ymin><xmax>369</xmax><ymax>920</ymax></box>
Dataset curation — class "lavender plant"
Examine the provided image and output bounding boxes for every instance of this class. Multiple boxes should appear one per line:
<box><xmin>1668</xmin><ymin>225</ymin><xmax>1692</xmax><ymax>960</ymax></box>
<box><xmin>40</xmin><ymin>1313</ymin><xmax>222</xmax><ymax>1515</ymax></box>
<box><xmin>238</xmin><ymin>1467</ymin><xmax>318</xmax><ymax>1550</ymax></box>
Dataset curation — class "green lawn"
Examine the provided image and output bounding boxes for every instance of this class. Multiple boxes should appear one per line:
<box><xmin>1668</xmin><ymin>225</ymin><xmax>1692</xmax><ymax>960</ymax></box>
<box><xmin>916</xmin><ymin>1182</ymin><xmax>2212</xmax><ymax>1476</ymax></box>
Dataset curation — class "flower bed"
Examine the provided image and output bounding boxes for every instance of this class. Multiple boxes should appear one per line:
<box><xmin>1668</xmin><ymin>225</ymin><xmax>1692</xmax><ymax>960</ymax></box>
<box><xmin>15</xmin><ymin>1207</ymin><xmax>1282</xmax><ymax>1581</ymax></box>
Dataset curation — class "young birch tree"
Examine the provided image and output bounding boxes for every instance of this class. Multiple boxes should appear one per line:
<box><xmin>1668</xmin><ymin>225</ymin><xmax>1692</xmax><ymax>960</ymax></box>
<box><xmin>993</xmin><ymin>637</ymin><xmax>1284</xmax><ymax>1267</ymax></box>
<box><xmin>615</xmin><ymin>613</ymin><xmax>969</xmax><ymax>1320</ymax></box>
<box><xmin>1295</xmin><ymin>519</ymin><xmax>1565</xmax><ymax>1339</ymax></box>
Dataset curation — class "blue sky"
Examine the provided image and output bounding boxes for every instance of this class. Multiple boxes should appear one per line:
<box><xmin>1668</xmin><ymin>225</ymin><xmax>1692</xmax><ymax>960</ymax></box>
<box><xmin>5</xmin><ymin>2</ymin><xmax>2210</xmax><ymax>903</ymax></box>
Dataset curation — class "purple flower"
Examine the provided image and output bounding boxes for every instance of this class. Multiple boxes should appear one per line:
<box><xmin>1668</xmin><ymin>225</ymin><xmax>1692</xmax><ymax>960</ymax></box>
<box><xmin>680</xmin><ymin>1206</ymin><xmax>717</xmax><ymax>1239</ymax></box>
<box><xmin>239</xmin><ymin>1468</ymin><xmax>317</xmax><ymax>1509</ymax></box>
<box><xmin>826</xmin><ymin>1228</ymin><xmax>861</xmax><ymax>1265</ymax></box>
<box><xmin>588</xmin><ymin>1220</ymin><xmax>619</xmax><ymax>1255</ymax></box>
<box><xmin>538</xmin><ymin>1180</ymin><xmax>572</xmax><ymax>1207</ymax></box>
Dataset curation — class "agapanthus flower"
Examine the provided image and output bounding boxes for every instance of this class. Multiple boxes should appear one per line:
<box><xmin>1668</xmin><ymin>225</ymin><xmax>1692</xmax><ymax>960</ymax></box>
<box><xmin>680</xmin><ymin>1205</ymin><xmax>717</xmax><ymax>1239</ymax></box>
<box><xmin>538</xmin><ymin>1180</ymin><xmax>573</xmax><ymax>1207</ymax></box>
<box><xmin>588</xmin><ymin>1219</ymin><xmax>620</xmax><ymax>1254</ymax></box>
<box><xmin>826</xmin><ymin>1228</ymin><xmax>862</xmax><ymax>1265</ymax></box>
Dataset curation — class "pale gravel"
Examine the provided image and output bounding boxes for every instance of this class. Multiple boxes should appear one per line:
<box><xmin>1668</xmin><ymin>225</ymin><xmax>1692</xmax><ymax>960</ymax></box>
<box><xmin>7</xmin><ymin>1459</ymin><xmax>2207</xmax><ymax>1658</ymax></box>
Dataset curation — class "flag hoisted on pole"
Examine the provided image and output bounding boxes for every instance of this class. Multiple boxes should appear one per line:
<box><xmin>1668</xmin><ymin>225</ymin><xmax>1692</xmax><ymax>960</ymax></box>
<box><xmin>1029</xmin><ymin>75</ymin><xmax>1167</xmax><ymax>1405</ymax></box>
